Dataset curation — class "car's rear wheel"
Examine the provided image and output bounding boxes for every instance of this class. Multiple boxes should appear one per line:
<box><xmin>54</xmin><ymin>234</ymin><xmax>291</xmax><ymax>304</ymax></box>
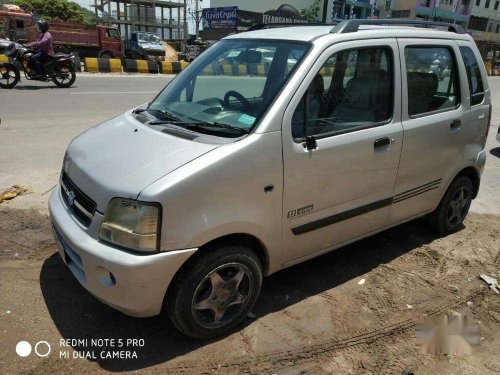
<box><xmin>167</xmin><ymin>244</ymin><xmax>262</xmax><ymax>339</ymax></box>
<box><xmin>427</xmin><ymin>175</ymin><xmax>473</xmax><ymax>234</ymax></box>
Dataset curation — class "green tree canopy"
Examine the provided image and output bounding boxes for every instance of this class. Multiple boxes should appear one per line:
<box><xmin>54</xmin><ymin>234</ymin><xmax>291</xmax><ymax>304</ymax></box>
<box><xmin>300</xmin><ymin>0</ymin><xmax>321</xmax><ymax>23</ymax></box>
<box><xmin>12</xmin><ymin>0</ymin><xmax>92</xmax><ymax>24</ymax></box>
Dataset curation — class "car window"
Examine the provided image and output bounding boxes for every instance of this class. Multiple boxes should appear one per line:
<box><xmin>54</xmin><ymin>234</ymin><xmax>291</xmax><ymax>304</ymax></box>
<box><xmin>405</xmin><ymin>46</ymin><xmax>459</xmax><ymax>117</ymax></box>
<box><xmin>292</xmin><ymin>47</ymin><xmax>393</xmax><ymax>140</ymax></box>
<box><xmin>460</xmin><ymin>46</ymin><xmax>485</xmax><ymax>106</ymax></box>
<box><xmin>106</xmin><ymin>29</ymin><xmax>120</xmax><ymax>39</ymax></box>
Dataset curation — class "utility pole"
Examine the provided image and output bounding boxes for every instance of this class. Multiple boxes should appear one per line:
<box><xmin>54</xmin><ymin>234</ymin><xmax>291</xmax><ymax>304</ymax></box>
<box><xmin>195</xmin><ymin>0</ymin><xmax>199</xmax><ymax>38</ymax></box>
<box><xmin>183</xmin><ymin>0</ymin><xmax>187</xmax><ymax>48</ymax></box>
<box><xmin>322</xmin><ymin>0</ymin><xmax>329</xmax><ymax>23</ymax></box>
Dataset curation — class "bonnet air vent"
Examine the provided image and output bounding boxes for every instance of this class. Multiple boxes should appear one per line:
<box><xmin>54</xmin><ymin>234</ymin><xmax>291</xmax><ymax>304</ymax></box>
<box><xmin>161</xmin><ymin>127</ymin><xmax>199</xmax><ymax>140</ymax></box>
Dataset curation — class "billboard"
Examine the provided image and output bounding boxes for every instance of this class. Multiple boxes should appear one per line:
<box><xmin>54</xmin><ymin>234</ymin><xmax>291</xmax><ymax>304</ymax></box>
<box><xmin>202</xmin><ymin>3</ymin><xmax>307</xmax><ymax>31</ymax></box>
<box><xmin>201</xmin><ymin>6</ymin><xmax>238</xmax><ymax>30</ymax></box>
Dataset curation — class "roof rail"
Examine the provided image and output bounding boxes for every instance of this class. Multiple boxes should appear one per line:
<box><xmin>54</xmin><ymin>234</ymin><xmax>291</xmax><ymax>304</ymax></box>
<box><xmin>330</xmin><ymin>19</ymin><xmax>465</xmax><ymax>34</ymax></box>
<box><xmin>246</xmin><ymin>21</ymin><xmax>341</xmax><ymax>32</ymax></box>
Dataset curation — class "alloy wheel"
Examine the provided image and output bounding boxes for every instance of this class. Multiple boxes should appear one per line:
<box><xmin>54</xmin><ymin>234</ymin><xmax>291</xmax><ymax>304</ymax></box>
<box><xmin>446</xmin><ymin>186</ymin><xmax>470</xmax><ymax>227</ymax></box>
<box><xmin>191</xmin><ymin>263</ymin><xmax>253</xmax><ymax>329</ymax></box>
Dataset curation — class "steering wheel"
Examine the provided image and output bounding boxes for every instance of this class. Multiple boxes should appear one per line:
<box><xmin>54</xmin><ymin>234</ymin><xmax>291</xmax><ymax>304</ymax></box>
<box><xmin>223</xmin><ymin>90</ymin><xmax>250</xmax><ymax>112</ymax></box>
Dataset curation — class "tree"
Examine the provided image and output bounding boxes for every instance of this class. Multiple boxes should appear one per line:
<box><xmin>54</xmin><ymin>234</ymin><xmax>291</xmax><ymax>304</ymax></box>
<box><xmin>300</xmin><ymin>0</ymin><xmax>321</xmax><ymax>23</ymax></box>
<box><xmin>13</xmin><ymin>0</ymin><xmax>87</xmax><ymax>24</ymax></box>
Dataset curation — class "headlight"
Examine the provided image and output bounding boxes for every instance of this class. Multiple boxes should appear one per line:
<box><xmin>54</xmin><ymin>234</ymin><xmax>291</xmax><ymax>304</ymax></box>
<box><xmin>99</xmin><ymin>198</ymin><xmax>161</xmax><ymax>253</ymax></box>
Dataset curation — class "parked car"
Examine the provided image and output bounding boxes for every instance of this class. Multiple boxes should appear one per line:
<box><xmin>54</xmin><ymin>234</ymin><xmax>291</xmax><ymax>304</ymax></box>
<box><xmin>124</xmin><ymin>31</ymin><xmax>165</xmax><ymax>60</ymax></box>
<box><xmin>49</xmin><ymin>20</ymin><xmax>491</xmax><ymax>339</ymax></box>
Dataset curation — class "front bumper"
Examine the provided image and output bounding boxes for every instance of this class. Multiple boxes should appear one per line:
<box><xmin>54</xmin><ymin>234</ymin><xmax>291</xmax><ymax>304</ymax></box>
<box><xmin>49</xmin><ymin>187</ymin><xmax>197</xmax><ymax>317</ymax></box>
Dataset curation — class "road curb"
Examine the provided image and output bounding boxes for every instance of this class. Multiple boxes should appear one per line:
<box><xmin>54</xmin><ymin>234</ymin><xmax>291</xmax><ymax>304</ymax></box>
<box><xmin>123</xmin><ymin>59</ymin><xmax>159</xmax><ymax>74</ymax></box>
<box><xmin>84</xmin><ymin>58</ymin><xmax>122</xmax><ymax>73</ymax></box>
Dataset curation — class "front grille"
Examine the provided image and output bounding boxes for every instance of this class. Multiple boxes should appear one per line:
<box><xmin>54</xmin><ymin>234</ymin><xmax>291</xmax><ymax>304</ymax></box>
<box><xmin>61</xmin><ymin>172</ymin><xmax>96</xmax><ymax>227</ymax></box>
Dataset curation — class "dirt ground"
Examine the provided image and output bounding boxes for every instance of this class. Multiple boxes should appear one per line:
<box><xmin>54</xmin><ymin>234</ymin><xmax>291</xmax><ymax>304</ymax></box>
<box><xmin>0</xmin><ymin>206</ymin><xmax>499</xmax><ymax>375</ymax></box>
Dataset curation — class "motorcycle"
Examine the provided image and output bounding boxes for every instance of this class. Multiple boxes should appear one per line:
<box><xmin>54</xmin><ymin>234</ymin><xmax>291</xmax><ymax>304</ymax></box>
<box><xmin>0</xmin><ymin>42</ymin><xmax>76</xmax><ymax>89</ymax></box>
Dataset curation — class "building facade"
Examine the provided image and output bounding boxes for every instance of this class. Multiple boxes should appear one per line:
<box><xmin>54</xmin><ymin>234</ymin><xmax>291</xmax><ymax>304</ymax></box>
<box><xmin>468</xmin><ymin>0</ymin><xmax>500</xmax><ymax>58</ymax></box>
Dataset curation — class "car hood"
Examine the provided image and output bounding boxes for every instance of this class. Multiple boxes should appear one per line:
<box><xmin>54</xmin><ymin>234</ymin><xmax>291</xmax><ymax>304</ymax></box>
<box><xmin>64</xmin><ymin>112</ymin><xmax>218</xmax><ymax>212</ymax></box>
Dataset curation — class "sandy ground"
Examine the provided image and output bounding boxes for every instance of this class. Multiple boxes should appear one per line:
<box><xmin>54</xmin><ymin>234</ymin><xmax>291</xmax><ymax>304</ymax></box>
<box><xmin>0</xmin><ymin>208</ymin><xmax>499</xmax><ymax>375</ymax></box>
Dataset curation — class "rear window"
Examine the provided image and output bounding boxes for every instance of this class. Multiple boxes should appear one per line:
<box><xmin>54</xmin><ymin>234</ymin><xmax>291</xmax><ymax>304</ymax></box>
<box><xmin>460</xmin><ymin>46</ymin><xmax>485</xmax><ymax>106</ymax></box>
<box><xmin>405</xmin><ymin>46</ymin><xmax>459</xmax><ymax>117</ymax></box>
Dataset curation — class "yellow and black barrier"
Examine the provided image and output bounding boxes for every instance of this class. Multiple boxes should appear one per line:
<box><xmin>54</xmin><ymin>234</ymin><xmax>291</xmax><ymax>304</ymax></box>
<box><xmin>159</xmin><ymin>61</ymin><xmax>189</xmax><ymax>74</ymax></box>
<box><xmin>84</xmin><ymin>58</ymin><xmax>122</xmax><ymax>73</ymax></box>
<box><xmin>0</xmin><ymin>54</ymin><xmax>11</xmax><ymax>64</ymax></box>
<box><xmin>123</xmin><ymin>59</ymin><xmax>159</xmax><ymax>74</ymax></box>
<box><xmin>219</xmin><ymin>64</ymin><xmax>268</xmax><ymax>77</ymax></box>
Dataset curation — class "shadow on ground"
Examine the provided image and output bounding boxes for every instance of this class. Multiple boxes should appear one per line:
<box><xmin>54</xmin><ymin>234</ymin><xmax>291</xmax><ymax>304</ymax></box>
<box><xmin>490</xmin><ymin>147</ymin><xmax>500</xmax><ymax>158</ymax></box>
<box><xmin>40</xmin><ymin>217</ymin><xmax>448</xmax><ymax>372</ymax></box>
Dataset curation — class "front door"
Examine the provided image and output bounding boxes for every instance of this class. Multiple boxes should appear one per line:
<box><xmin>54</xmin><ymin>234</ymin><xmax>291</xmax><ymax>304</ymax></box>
<box><xmin>281</xmin><ymin>39</ymin><xmax>403</xmax><ymax>265</ymax></box>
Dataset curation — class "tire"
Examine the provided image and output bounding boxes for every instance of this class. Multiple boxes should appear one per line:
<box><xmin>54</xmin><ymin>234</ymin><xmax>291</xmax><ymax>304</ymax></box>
<box><xmin>167</xmin><ymin>244</ymin><xmax>263</xmax><ymax>339</ymax></box>
<box><xmin>52</xmin><ymin>63</ymin><xmax>76</xmax><ymax>88</ymax></box>
<box><xmin>427</xmin><ymin>176</ymin><xmax>473</xmax><ymax>235</ymax></box>
<box><xmin>99</xmin><ymin>51</ymin><xmax>113</xmax><ymax>59</ymax></box>
<box><xmin>0</xmin><ymin>63</ymin><xmax>20</xmax><ymax>89</ymax></box>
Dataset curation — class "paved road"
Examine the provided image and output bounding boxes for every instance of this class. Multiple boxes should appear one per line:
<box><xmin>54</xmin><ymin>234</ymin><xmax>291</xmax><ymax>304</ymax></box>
<box><xmin>0</xmin><ymin>75</ymin><xmax>499</xmax><ymax>214</ymax></box>
<box><xmin>0</xmin><ymin>75</ymin><xmax>173</xmax><ymax>211</ymax></box>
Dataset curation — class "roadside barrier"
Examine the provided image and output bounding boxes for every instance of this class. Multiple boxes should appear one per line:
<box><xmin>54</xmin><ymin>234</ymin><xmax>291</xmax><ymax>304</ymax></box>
<box><xmin>0</xmin><ymin>54</ymin><xmax>11</xmax><ymax>63</ymax></box>
<box><xmin>484</xmin><ymin>60</ymin><xmax>492</xmax><ymax>76</ymax></box>
<box><xmin>320</xmin><ymin>66</ymin><xmax>334</xmax><ymax>76</ymax></box>
<box><xmin>123</xmin><ymin>59</ymin><xmax>159</xmax><ymax>74</ymax></box>
<box><xmin>5</xmin><ymin>56</ymin><xmax>497</xmax><ymax>77</ymax></box>
<box><xmin>84</xmin><ymin>58</ymin><xmax>122</xmax><ymax>73</ymax></box>
<box><xmin>159</xmin><ymin>61</ymin><xmax>188</xmax><ymax>74</ymax></box>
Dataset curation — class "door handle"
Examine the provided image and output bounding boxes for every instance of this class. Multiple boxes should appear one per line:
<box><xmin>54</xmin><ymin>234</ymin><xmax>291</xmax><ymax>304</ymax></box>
<box><xmin>450</xmin><ymin>119</ymin><xmax>461</xmax><ymax>130</ymax></box>
<box><xmin>374</xmin><ymin>137</ymin><xmax>391</xmax><ymax>149</ymax></box>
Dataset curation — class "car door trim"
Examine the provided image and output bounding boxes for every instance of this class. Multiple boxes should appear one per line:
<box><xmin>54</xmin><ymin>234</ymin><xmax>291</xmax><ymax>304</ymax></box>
<box><xmin>291</xmin><ymin>197</ymin><xmax>393</xmax><ymax>235</ymax></box>
<box><xmin>393</xmin><ymin>179</ymin><xmax>442</xmax><ymax>203</ymax></box>
<box><xmin>291</xmin><ymin>178</ymin><xmax>443</xmax><ymax>235</ymax></box>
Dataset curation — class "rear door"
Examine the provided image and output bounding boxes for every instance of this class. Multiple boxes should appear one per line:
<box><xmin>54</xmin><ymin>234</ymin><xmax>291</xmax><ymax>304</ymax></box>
<box><xmin>456</xmin><ymin>42</ymin><xmax>490</xmax><ymax>146</ymax></box>
<box><xmin>281</xmin><ymin>39</ymin><xmax>403</xmax><ymax>265</ymax></box>
<box><xmin>391</xmin><ymin>39</ymin><xmax>469</xmax><ymax>223</ymax></box>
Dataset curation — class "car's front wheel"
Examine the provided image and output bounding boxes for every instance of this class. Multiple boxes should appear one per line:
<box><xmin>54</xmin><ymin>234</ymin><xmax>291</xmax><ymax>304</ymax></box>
<box><xmin>167</xmin><ymin>244</ymin><xmax>263</xmax><ymax>339</ymax></box>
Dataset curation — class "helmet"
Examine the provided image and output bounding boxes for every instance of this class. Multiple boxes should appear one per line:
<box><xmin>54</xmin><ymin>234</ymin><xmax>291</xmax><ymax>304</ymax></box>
<box><xmin>36</xmin><ymin>20</ymin><xmax>49</xmax><ymax>33</ymax></box>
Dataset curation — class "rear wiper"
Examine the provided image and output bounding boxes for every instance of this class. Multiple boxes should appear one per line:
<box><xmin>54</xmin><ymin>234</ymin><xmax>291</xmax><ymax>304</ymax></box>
<box><xmin>186</xmin><ymin>122</ymin><xmax>250</xmax><ymax>134</ymax></box>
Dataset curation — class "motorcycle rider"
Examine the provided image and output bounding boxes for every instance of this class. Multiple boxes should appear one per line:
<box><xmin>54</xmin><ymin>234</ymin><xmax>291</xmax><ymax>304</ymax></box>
<box><xmin>25</xmin><ymin>20</ymin><xmax>54</xmax><ymax>78</ymax></box>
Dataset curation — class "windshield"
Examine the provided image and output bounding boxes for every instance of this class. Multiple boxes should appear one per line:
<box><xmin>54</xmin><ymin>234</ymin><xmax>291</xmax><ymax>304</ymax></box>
<box><xmin>148</xmin><ymin>39</ymin><xmax>310</xmax><ymax>136</ymax></box>
<box><xmin>137</xmin><ymin>33</ymin><xmax>160</xmax><ymax>44</ymax></box>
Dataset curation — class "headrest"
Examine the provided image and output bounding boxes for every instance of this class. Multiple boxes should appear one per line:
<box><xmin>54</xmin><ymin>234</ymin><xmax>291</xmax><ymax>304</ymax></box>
<box><xmin>309</xmin><ymin>73</ymin><xmax>324</xmax><ymax>95</ymax></box>
<box><xmin>407</xmin><ymin>72</ymin><xmax>438</xmax><ymax>99</ymax></box>
<box><xmin>344</xmin><ymin>77</ymin><xmax>378</xmax><ymax>109</ymax></box>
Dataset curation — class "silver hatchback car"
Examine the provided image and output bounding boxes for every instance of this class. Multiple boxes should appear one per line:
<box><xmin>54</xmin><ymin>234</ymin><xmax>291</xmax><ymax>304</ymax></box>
<box><xmin>49</xmin><ymin>20</ymin><xmax>491</xmax><ymax>338</ymax></box>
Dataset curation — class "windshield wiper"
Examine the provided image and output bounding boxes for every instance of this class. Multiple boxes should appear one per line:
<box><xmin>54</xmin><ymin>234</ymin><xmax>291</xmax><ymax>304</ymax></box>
<box><xmin>186</xmin><ymin>122</ymin><xmax>250</xmax><ymax>134</ymax></box>
<box><xmin>133</xmin><ymin>108</ymin><xmax>183</xmax><ymax>123</ymax></box>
